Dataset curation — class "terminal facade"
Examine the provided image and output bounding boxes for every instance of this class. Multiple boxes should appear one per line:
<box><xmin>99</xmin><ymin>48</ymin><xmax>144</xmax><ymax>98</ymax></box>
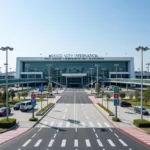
<box><xmin>16</xmin><ymin>54</ymin><xmax>135</xmax><ymax>87</ymax></box>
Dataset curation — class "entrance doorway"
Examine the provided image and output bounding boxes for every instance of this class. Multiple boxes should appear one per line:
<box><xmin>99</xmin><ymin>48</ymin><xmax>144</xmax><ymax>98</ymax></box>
<box><xmin>67</xmin><ymin>78</ymin><xmax>82</xmax><ymax>87</ymax></box>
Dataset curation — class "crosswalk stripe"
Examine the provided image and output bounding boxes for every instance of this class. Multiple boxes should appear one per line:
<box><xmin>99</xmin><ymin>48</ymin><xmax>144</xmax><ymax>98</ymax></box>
<box><xmin>97</xmin><ymin>122</ymin><xmax>102</xmax><ymax>128</ymax></box>
<box><xmin>34</xmin><ymin>139</ymin><xmax>42</xmax><ymax>147</ymax></box>
<box><xmin>74</xmin><ymin>139</ymin><xmax>78</xmax><ymax>147</ymax></box>
<box><xmin>48</xmin><ymin>139</ymin><xmax>54</xmax><ymax>147</ymax></box>
<box><xmin>104</xmin><ymin>122</ymin><xmax>110</xmax><ymax>127</ymax></box>
<box><xmin>89</xmin><ymin>122</ymin><xmax>94</xmax><ymax>127</ymax></box>
<box><xmin>22</xmin><ymin>139</ymin><xmax>32</xmax><ymax>147</ymax></box>
<box><xmin>85</xmin><ymin>139</ymin><xmax>91</xmax><ymax>147</ymax></box>
<box><xmin>107</xmin><ymin>139</ymin><xmax>116</xmax><ymax>147</ymax></box>
<box><xmin>118</xmin><ymin>139</ymin><xmax>128</xmax><ymax>146</ymax></box>
<box><xmin>97</xmin><ymin>139</ymin><xmax>103</xmax><ymax>147</ymax></box>
<box><xmin>57</xmin><ymin>122</ymin><xmax>63</xmax><ymax>127</ymax></box>
<box><xmin>81</xmin><ymin>122</ymin><xmax>85</xmax><ymax>127</ymax></box>
<box><xmin>66</xmin><ymin>122</ymin><xmax>70</xmax><ymax>127</ymax></box>
<box><xmin>61</xmin><ymin>139</ymin><xmax>66</xmax><ymax>147</ymax></box>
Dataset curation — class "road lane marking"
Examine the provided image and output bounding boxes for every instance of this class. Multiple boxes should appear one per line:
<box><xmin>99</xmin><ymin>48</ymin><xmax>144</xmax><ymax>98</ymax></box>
<box><xmin>107</xmin><ymin>139</ymin><xmax>116</xmax><ymax>147</ymax></box>
<box><xmin>75</xmin><ymin>128</ymin><xmax>77</xmax><ymax>132</ymax></box>
<box><xmin>118</xmin><ymin>139</ymin><xmax>128</xmax><ymax>146</ymax></box>
<box><xmin>22</xmin><ymin>139</ymin><xmax>32</xmax><ymax>147</ymax></box>
<box><xmin>34</xmin><ymin>139</ymin><xmax>42</xmax><ymax>147</ymax></box>
<box><xmin>38</xmin><ymin>128</ymin><xmax>42</xmax><ymax>132</ymax></box>
<box><xmin>129</xmin><ymin>148</ymin><xmax>132</xmax><ymax>150</ymax></box>
<box><xmin>97</xmin><ymin>122</ymin><xmax>102</xmax><ymax>128</ymax></box>
<box><xmin>81</xmin><ymin>122</ymin><xmax>85</xmax><ymax>127</ymax></box>
<box><xmin>104</xmin><ymin>122</ymin><xmax>111</xmax><ymax>127</ymax></box>
<box><xmin>65</xmin><ymin>108</ymin><xmax>68</xmax><ymax>113</ymax></box>
<box><xmin>95</xmin><ymin>133</ymin><xmax>99</xmax><ymax>138</ymax></box>
<box><xmin>97</xmin><ymin>139</ymin><xmax>103</xmax><ymax>147</ymax></box>
<box><xmin>85</xmin><ymin>139</ymin><xmax>91</xmax><ymax>147</ymax></box>
<box><xmin>93</xmin><ymin>128</ymin><xmax>95</xmax><ymax>132</ymax></box>
<box><xmin>66</xmin><ymin>122</ymin><xmax>70</xmax><ymax>127</ymax></box>
<box><xmin>32</xmin><ymin>133</ymin><xmax>36</xmax><ymax>138</ymax></box>
<box><xmin>61</xmin><ymin>139</ymin><xmax>66</xmax><ymax>147</ymax></box>
<box><xmin>74</xmin><ymin>139</ymin><xmax>78</xmax><ymax>147</ymax></box>
<box><xmin>84</xmin><ymin>111</ymin><xmax>88</xmax><ymax>119</ymax></box>
<box><xmin>114</xmin><ymin>133</ymin><xmax>119</xmax><ymax>138</ymax></box>
<box><xmin>89</xmin><ymin>122</ymin><xmax>94</xmax><ymax>127</ymax></box>
<box><xmin>48</xmin><ymin>139</ymin><xmax>54</xmax><ymax>147</ymax></box>
<box><xmin>109</xmin><ymin>128</ymin><xmax>113</xmax><ymax>132</ymax></box>
<box><xmin>53</xmin><ymin>133</ymin><xmax>57</xmax><ymax>138</ymax></box>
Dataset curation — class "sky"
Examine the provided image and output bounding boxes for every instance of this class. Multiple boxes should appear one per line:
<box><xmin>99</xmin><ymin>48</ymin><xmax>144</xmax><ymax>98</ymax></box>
<box><xmin>0</xmin><ymin>0</ymin><xmax>150</xmax><ymax>72</ymax></box>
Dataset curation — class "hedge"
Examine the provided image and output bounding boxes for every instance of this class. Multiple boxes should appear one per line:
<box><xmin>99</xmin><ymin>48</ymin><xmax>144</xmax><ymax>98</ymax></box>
<box><xmin>112</xmin><ymin>117</ymin><xmax>121</xmax><ymax>122</ymax></box>
<box><xmin>0</xmin><ymin>118</ymin><xmax>16</xmax><ymax>128</ymax></box>
<box><xmin>29</xmin><ymin>117</ymin><xmax>38</xmax><ymax>121</ymax></box>
<box><xmin>133</xmin><ymin>119</ymin><xmax>150</xmax><ymax>128</ymax></box>
<box><xmin>97</xmin><ymin>103</ymin><xmax>113</xmax><ymax>115</ymax></box>
<box><xmin>36</xmin><ymin>103</ymin><xmax>54</xmax><ymax>115</ymax></box>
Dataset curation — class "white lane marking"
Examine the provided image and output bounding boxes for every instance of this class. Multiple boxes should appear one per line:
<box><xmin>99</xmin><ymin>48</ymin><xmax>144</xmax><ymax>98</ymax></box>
<box><xmin>85</xmin><ymin>139</ymin><xmax>91</xmax><ymax>147</ymax></box>
<box><xmin>41</xmin><ymin>121</ymin><xmax>48</xmax><ymax>127</ymax></box>
<box><xmin>75</xmin><ymin>128</ymin><xmax>77</xmax><ymax>132</ymax></box>
<box><xmin>118</xmin><ymin>139</ymin><xmax>128</xmax><ymax>146</ymax></box>
<box><xmin>89</xmin><ymin>122</ymin><xmax>94</xmax><ymax>127</ymax></box>
<box><xmin>38</xmin><ymin>128</ymin><xmax>42</xmax><ymax>132</ymax></box>
<box><xmin>57</xmin><ymin>129</ymin><xmax>59</xmax><ymax>132</ymax></box>
<box><xmin>53</xmin><ymin>134</ymin><xmax>57</xmax><ymax>138</ymax></box>
<box><xmin>84</xmin><ymin>111</ymin><xmax>88</xmax><ymax>119</ymax></box>
<box><xmin>66</xmin><ymin>122</ymin><xmax>70</xmax><ymax>127</ymax></box>
<box><xmin>109</xmin><ymin>128</ymin><xmax>113</xmax><ymax>132</ymax></box>
<box><xmin>50</xmin><ymin>121</ymin><xmax>54</xmax><ymax>126</ymax></box>
<box><xmin>97</xmin><ymin>139</ymin><xmax>103</xmax><ymax>147</ymax></box>
<box><xmin>61</xmin><ymin>139</ymin><xmax>66</xmax><ymax>147</ymax></box>
<box><xmin>104</xmin><ymin>122</ymin><xmax>111</xmax><ymax>127</ymax></box>
<box><xmin>74</xmin><ymin>139</ymin><xmax>78</xmax><ymax>147</ymax></box>
<box><xmin>34</xmin><ymin>139</ymin><xmax>42</xmax><ymax>147</ymax></box>
<box><xmin>65</xmin><ymin>108</ymin><xmax>68</xmax><ymax>113</ymax></box>
<box><xmin>95</xmin><ymin>133</ymin><xmax>99</xmax><ymax>138</ymax></box>
<box><xmin>18</xmin><ymin>148</ymin><xmax>21</xmax><ymax>150</ymax></box>
<box><xmin>32</xmin><ymin>133</ymin><xmax>36</xmax><ymax>138</ymax></box>
<box><xmin>107</xmin><ymin>139</ymin><xmax>116</xmax><ymax>147</ymax></box>
<box><xmin>48</xmin><ymin>139</ymin><xmax>54</xmax><ymax>147</ymax></box>
<box><xmin>97</xmin><ymin>122</ymin><xmax>102</xmax><ymax>128</ymax></box>
<box><xmin>114</xmin><ymin>133</ymin><xmax>119</xmax><ymax>138</ymax></box>
<box><xmin>62</xmin><ymin>114</ymin><xmax>66</xmax><ymax>119</ymax></box>
<box><xmin>22</xmin><ymin>139</ymin><xmax>32</xmax><ymax>147</ymax></box>
<box><xmin>81</xmin><ymin>122</ymin><xmax>85</xmax><ymax>127</ymax></box>
<box><xmin>93</xmin><ymin>128</ymin><xmax>95</xmax><ymax>132</ymax></box>
<box><xmin>129</xmin><ymin>148</ymin><xmax>132</xmax><ymax>150</ymax></box>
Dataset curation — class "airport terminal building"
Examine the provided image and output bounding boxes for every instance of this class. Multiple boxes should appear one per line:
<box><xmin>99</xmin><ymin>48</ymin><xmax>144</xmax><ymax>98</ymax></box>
<box><xmin>16</xmin><ymin>54</ymin><xmax>135</xmax><ymax>87</ymax></box>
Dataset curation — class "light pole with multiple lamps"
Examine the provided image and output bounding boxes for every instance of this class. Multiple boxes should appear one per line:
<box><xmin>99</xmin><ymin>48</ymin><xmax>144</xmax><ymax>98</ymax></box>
<box><xmin>95</xmin><ymin>64</ymin><xmax>100</xmax><ymax>83</ymax></box>
<box><xmin>136</xmin><ymin>46</ymin><xmax>149</xmax><ymax>121</ymax></box>
<box><xmin>0</xmin><ymin>46</ymin><xmax>13</xmax><ymax>121</ymax></box>
<box><xmin>114</xmin><ymin>64</ymin><xmax>119</xmax><ymax>86</ymax></box>
<box><xmin>90</xmin><ymin>68</ymin><xmax>93</xmax><ymax>93</ymax></box>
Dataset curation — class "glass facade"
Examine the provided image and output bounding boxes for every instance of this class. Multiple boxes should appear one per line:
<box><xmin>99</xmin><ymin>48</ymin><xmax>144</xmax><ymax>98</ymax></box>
<box><xmin>21</xmin><ymin>61</ymin><xmax>129</xmax><ymax>87</ymax></box>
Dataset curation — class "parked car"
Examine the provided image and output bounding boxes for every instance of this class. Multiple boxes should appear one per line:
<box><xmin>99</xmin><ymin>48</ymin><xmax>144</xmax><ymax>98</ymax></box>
<box><xmin>13</xmin><ymin>103</ymin><xmax>23</xmax><ymax>110</ymax></box>
<box><xmin>120</xmin><ymin>101</ymin><xmax>132</xmax><ymax>107</ymax></box>
<box><xmin>134</xmin><ymin>106</ymin><xmax>149</xmax><ymax>115</ymax></box>
<box><xmin>0</xmin><ymin>107</ymin><xmax>11</xmax><ymax>116</ymax></box>
<box><xmin>20</xmin><ymin>101</ymin><xmax>33</xmax><ymax>112</ymax></box>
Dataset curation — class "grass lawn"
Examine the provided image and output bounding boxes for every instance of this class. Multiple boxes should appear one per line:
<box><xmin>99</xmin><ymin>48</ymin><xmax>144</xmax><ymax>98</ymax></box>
<box><xmin>0</xmin><ymin>128</ymin><xmax>7</xmax><ymax>132</ymax></box>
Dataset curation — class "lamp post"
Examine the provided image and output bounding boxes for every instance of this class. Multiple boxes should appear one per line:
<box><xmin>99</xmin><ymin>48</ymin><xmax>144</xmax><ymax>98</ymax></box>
<box><xmin>102</xmin><ymin>68</ymin><xmax>106</xmax><ymax>79</ymax></box>
<box><xmin>34</xmin><ymin>68</ymin><xmax>37</xmax><ymax>89</ymax></box>
<box><xmin>25</xmin><ymin>64</ymin><xmax>30</xmax><ymax>89</ymax></box>
<box><xmin>146</xmin><ymin>63</ymin><xmax>150</xmax><ymax>79</ymax></box>
<box><xmin>90</xmin><ymin>68</ymin><xmax>93</xmax><ymax>93</ymax></box>
<box><xmin>136</xmin><ymin>46</ymin><xmax>149</xmax><ymax>121</ymax></box>
<box><xmin>95</xmin><ymin>64</ymin><xmax>100</xmax><ymax>83</ymax></box>
<box><xmin>114</xmin><ymin>64</ymin><xmax>119</xmax><ymax>86</ymax></box>
<box><xmin>55</xmin><ymin>68</ymin><xmax>59</xmax><ymax>93</ymax></box>
<box><xmin>119</xmin><ymin>68</ymin><xmax>123</xmax><ymax>78</ymax></box>
<box><xmin>59</xmin><ymin>70</ymin><xmax>62</xmax><ymax>85</ymax></box>
<box><xmin>0</xmin><ymin>46</ymin><xmax>13</xmax><ymax>121</ymax></box>
<box><xmin>46</xmin><ymin>64</ymin><xmax>52</xmax><ymax>83</ymax></box>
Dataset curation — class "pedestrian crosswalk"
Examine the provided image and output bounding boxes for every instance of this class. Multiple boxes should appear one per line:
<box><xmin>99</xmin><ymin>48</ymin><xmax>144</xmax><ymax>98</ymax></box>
<box><xmin>39</xmin><ymin>121</ymin><xmax>111</xmax><ymax>128</ymax></box>
<box><xmin>22</xmin><ymin>138</ymin><xmax>129</xmax><ymax>148</ymax></box>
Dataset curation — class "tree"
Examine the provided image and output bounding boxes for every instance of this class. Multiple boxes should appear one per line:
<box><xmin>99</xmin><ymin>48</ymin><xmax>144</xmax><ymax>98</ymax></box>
<box><xmin>95</xmin><ymin>83</ymin><xmax>100</xmax><ymax>95</ymax></box>
<box><xmin>1</xmin><ymin>89</ymin><xmax>10</xmax><ymax>102</ymax></box>
<box><xmin>119</xmin><ymin>91</ymin><xmax>126</xmax><ymax>101</ymax></box>
<box><xmin>135</xmin><ymin>90</ymin><xmax>140</xmax><ymax>104</ymax></box>
<box><xmin>143</xmin><ymin>89</ymin><xmax>150</xmax><ymax>106</ymax></box>
<box><xmin>9</xmin><ymin>89</ymin><xmax>15</xmax><ymax>100</ymax></box>
<box><xmin>47</xmin><ymin>82</ymin><xmax>52</xmax><ymax>94</ymax></box>
<box><xmin>129</xmin><ymin>93</ymin><xmax>134</xmax><ymax>100</ymax></box>
<box><xmin>17</xmin><ymin>92</ymin><xmax>21</xmax><ymax>100</ymax></box>
<box><xmin>106</xmin><ymin>93</ymin><xmax>111</xmax><ymax>109</ymax></box>
<box><xmin>21</xmin><ymin>91</ymin><xmax>28</xmax><ymax>100</ymax></box>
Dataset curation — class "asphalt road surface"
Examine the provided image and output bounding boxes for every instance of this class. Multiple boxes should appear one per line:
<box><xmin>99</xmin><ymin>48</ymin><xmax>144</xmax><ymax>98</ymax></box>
<box><xmin>0</xmin><ymin>88</ymin><xmax>149</xmax><ymax>150</ymax></box>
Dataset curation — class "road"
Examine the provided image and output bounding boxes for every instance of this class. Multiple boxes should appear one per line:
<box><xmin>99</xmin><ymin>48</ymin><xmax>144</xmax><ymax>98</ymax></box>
<box><xmin>0</xmin><ymin>88</ymin><xmax>149</xmax><ymax>150</ymax></box>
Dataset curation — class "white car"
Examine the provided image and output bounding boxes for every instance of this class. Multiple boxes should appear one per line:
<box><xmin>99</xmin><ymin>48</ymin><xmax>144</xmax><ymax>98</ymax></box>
<box><xmin>20</xmin><ymin>101</ymin><xmax>33</xmax><ymax>112</ymax></box>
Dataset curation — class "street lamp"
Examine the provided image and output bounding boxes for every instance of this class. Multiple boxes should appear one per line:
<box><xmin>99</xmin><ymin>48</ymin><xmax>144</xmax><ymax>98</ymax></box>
<box><xmin>90</xmin><ymin>68</ymin><xmax>93</xmax><ymax>93</ymax></box>
<box><xmin>95</xmin><ymin>64</ymin><xmax>100</xmax><ymax>83</ymax></box>
<box><xmin>119</xmin><ymin>68</ymin><xmax>123</xmax><ymax>78</ymax></box>
<box><xmin>136</xmin><ymin>46</ymin><xmax>149</xmax><ymax>121</ymax></box>
<box><xmin>34</xmin><ymin>68</ymin><xmax>37</xmax><ymax>89</ymax></box>
<box><xmin>114</xmin><ymin>64</ymin><xmax>119</xmax><ymax>86</ymax></box>
<box><xmin>46</xmin><ymin>64</ymin><xmax>52</xmax><ymax>83</ymax></box>
<box><xmin>146</xmin><ymin>63</ymin><xmax>150</xmax><ymax>79</ymax></box>
<box><xmin>55</xmin><ymin>68</ymin><xmax>59</xmax><ymax>92</ymax></box>
<box><xmin>0</xmin><ymin>46</ymin><xmax>13</xmax><ymax>121</ymax></box>
<box><xmin>25</xmin><ymin>64</ymin><xmax>30</xmax><ymax>89</ymax></box>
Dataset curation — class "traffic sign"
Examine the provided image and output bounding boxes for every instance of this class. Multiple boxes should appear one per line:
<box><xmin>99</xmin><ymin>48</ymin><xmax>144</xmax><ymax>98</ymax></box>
<box><xmin>31</xmin><ymin>99</ymin><xmax>36</xmax><ymax>106</ymax></box>
<box><xmin>114</xmin><ymin>86</ymin><xmax>119</xmax><ymax>93</ymax></box>
<box><xmin>114</xmin><ymin>99</ymin><xmax>120</xmax><ymax>106</ymax></box>
<box><xmin>31</xmin><ymin>94</ymin><xmax>36</xmax><ymax>99</ymax></box>
<box><xmin>39</xmin><ymin>85</ymin><xmax>44</xmax><ymax>92</ymax></box>
<box><xmin>114</xmin><ymin>94</ymin><xmax>119</xmax><ymax>99</ymax></box>
<box><xmin>40</xmin><ymin>97</ymin><xmax>44</xmax><ymax>101</ymax></box>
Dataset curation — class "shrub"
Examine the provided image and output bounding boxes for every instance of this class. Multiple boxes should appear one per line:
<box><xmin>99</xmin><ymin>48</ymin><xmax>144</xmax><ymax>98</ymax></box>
<box><xmin>120</xmin><ymin>91</ymin><xmax>126</xmax><ymax>100</ymax></box>
<box><xmin>133</xmin><ymin>119</ymin><xmax>150</xmax><ymax>128</ymax></box>
<box><xmin>0</xmin><ymin>118</ymin><xmax>16</xmax><ymax>128</ymax></box>
<box><xmin>112</xmin><ymin>117</ymin><xmax>121</xmax><ymax>122</ymax></box>
<box><xmin>29</xmin><ymin>118</ymin><xmax>38</xmax><ymax>121</ymax></box>
<box><xmin>97</xmin><ymin>103</ymin><xmax>113</xmax><ymax>115</ymax></box>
